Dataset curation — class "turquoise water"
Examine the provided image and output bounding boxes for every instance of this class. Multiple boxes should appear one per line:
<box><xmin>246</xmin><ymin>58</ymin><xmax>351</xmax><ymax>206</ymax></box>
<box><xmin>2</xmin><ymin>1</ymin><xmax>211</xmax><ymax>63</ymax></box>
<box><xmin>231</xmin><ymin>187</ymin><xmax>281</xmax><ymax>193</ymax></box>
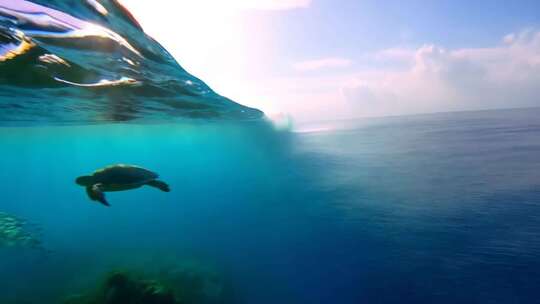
<box><xmin>1</xmin><ymin>108</ymin><xmax>540</xmax><ymax>303</ymax></box>
<box><xmin>1</xmin><ymin>1</ymin><xmax>540</xmax><ymax>303</ymax></box>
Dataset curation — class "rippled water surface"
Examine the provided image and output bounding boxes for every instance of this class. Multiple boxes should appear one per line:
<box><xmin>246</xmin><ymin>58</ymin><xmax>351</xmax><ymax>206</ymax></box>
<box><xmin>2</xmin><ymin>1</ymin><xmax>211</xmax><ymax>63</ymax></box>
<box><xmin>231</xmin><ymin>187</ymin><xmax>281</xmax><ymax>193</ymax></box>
<box><xmin>0</xmin><ymin>0</ymin><xmax>261</xmax><ymax>124</ymax></box>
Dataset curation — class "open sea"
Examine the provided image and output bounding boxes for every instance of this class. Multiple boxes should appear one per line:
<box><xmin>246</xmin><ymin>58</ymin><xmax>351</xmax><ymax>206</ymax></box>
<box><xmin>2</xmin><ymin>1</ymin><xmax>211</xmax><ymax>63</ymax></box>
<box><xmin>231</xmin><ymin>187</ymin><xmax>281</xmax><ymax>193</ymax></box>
<box><xmin>1</xmin><ymin>1</ymin><xmax>540</xmax><ymax>304</ymax></box>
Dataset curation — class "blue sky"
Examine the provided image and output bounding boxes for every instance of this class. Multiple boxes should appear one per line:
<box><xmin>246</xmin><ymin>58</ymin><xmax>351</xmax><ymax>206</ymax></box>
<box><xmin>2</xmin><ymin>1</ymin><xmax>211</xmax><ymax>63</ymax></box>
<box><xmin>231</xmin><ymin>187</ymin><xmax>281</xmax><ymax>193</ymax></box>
<box><xmin>244</xmin><ymin>0</ymin><xmax>540</xmax><ymax>73</ymax></box>
<box><xmin>123</xmin><ymin>0</ymin><xmax>540</xmax><ymax>121</ymax></box>
<box><xmin>278</xmin><ymin>1</ymin><xmax>537</xmax><ymax>50</ymax></box>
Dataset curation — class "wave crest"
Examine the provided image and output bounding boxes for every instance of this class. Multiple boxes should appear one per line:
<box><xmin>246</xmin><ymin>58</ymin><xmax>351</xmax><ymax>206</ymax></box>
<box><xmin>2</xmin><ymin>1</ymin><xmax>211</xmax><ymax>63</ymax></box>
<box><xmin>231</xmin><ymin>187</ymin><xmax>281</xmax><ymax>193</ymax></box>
<box><xmin>0</xmin><ymin>0</ymin><xmax>262</xmax><ymax>125</ymax></box>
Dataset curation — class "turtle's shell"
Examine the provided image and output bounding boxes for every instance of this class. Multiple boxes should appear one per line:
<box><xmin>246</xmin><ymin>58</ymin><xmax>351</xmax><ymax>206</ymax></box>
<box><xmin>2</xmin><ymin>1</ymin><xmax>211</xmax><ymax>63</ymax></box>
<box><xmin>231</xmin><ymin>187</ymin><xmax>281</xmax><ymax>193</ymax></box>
<box><xmin>91</xmin><ymin>164</ymin><xmax>158</xmax><ymax>186</ymax></box>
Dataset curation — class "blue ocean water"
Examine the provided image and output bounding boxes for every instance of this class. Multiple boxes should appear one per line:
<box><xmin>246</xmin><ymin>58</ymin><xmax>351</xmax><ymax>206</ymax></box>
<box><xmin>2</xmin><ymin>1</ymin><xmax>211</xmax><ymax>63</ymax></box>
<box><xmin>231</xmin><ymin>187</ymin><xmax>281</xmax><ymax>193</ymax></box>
<box><xmin>1</xmin><ymin>1</ymin><xmax>540</xmax><ymax>303</ymax></box>
<box><xmin>1</xmin><ymin>108</ymin><xmax>540</xmax><ymax>303</ymax></box>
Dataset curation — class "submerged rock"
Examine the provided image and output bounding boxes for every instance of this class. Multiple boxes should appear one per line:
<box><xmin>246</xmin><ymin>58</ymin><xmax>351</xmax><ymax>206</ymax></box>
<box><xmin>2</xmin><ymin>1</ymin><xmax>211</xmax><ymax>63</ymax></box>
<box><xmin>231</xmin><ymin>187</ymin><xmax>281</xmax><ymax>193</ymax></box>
<box><xmin>64</xmin><ymin>272</ymin><xmax>177</xmax><ymax>304</ymax></box>
<box><xmin>103</xmin><ymin>272</ymin><xmax>176</xmax><ymax>304</ymax></box>
<box><xmin>63</xmin><ymin>265</ymin><xmax>237</xmax><ymax>304</ymax></box>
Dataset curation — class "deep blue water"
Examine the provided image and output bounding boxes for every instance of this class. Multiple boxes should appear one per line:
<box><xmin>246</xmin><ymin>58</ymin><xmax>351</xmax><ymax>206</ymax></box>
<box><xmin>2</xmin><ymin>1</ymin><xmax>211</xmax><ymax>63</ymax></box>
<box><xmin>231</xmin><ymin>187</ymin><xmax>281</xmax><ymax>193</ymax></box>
<box><xmin>1</xmin><ymin>108</ymin><xmax>540</xmax><ymax>303</ymax></box>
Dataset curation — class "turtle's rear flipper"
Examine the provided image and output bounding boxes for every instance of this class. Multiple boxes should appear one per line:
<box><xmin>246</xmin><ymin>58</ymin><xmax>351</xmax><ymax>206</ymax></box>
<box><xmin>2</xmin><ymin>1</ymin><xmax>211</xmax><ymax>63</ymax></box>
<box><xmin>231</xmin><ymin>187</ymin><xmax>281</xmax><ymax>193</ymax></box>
<box><xmin>96</xmin><ymin>196</ymin><xmax>110</xmax><ymax>207</ymax></box>
<box><xmin>86</xmin><ymin>184</ymin><xmax>111</xmax><ymax>207</ymax></box>
<box><xmin>146</xmin><ymin>180</ymin><xmax>170</xmax><ymax>192</ymax></box>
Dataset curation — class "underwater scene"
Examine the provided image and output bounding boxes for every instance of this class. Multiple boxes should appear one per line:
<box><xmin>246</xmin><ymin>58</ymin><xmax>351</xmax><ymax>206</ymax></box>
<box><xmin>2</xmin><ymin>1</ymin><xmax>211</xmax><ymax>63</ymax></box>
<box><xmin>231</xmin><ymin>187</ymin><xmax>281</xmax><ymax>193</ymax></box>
<box><xmin>1</xmin><ymin>1</ymin><xmax>540</xmax><ymax>304</ymax></box>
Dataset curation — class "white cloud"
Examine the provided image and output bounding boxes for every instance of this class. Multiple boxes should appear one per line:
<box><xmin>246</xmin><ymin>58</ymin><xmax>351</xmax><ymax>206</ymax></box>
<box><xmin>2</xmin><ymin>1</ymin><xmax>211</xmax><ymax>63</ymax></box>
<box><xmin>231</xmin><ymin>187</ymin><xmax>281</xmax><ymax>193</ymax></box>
<box><xmin>341</xmin><ymin>30</ymin><xmax>540</xmax><ymax>117</ymax></box>
<box><xmin>374</xmin><ymin>47</ymin><xmax>416</xmax><ymax>62</ymax></box>
<box><xmin>221</xmin><ymin>29</ymin><xmax>540</xmax><ymax>121</ymax></box>
<box><xmin>503</xmin><ymin>33</ymin><xmax>516</xmax><ymax>44</ymax></box>
<box><xmin>294</xmin><ymin>57</ymin><xmax>353</xmax><ymax>71</ymax></box>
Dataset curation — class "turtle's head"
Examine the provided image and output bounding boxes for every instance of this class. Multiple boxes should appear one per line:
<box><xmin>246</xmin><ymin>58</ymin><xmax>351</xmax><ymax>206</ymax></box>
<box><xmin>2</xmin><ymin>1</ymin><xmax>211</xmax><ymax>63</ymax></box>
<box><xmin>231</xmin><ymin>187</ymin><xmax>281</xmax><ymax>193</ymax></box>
<box><xmin>75</xmin><ymin>175</ymin><xmax>94</xmax><ymax>186</ymax></box>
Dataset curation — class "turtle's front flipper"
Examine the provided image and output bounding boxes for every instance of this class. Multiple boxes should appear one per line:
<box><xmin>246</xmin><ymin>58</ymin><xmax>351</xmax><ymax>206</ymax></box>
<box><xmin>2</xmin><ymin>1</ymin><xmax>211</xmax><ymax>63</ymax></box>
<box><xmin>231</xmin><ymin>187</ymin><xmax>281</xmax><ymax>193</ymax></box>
<box><xmin>86</xmin><ymin>184</ymin><xmax>110</xmax><ymax>207</ymax></box>
<box><xmin>146</xmin><ymin>180</ymin><xmax>170</xmax><ymax>192</ymax></box>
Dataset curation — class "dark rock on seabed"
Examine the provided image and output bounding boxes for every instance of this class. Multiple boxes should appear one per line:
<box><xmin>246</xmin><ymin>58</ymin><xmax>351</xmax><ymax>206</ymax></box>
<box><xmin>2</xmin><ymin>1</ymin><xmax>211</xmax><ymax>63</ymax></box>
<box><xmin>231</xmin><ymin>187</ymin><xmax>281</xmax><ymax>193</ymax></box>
<box><xmin>62</xmin><ymin>266</ymin><xmax>239</xmax><ymax>304</ymax></box>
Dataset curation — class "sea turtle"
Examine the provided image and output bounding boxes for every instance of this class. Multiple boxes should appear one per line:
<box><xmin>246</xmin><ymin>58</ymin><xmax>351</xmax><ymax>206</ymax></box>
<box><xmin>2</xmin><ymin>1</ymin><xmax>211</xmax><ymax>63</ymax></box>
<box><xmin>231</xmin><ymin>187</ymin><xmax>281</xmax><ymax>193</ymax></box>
<box><xmin>75</xmin><ymin>164</ymin><xmax>170</xmax><ymax>207</ymax></box>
